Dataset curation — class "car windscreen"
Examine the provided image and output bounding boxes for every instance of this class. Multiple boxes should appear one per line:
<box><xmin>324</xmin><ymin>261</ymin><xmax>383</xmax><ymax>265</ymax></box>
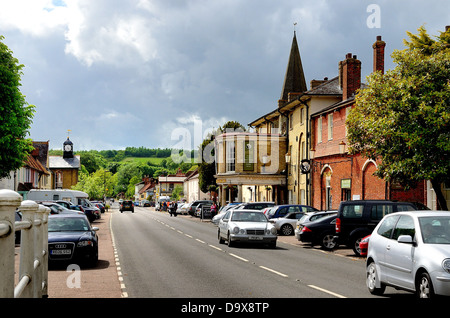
<box><xmin>231</xmin><ymin>212</ymin><xmax>267</xmax><ymax>222</ymax></box>
<box><xmin>48</xmin><ymin>217</ymin><xmax>90</xmax><ymax>232</ymax></box>
<box><xmin>419</xmin><ymin>216</ymin><xmax>450</xmax><ymax>244</ymax></box>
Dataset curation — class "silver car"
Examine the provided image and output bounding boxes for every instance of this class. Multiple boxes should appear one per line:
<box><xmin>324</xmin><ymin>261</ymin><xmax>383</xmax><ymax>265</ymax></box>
<box><xmin>270</xmin><ymin>212</ymin><xmax>305</xmax><ymax>236</ymax></box>
<box><xmin>366</xmin><ymin>211</ymin><xmax>450</xmax><ymax>298</ymax></box>
<box><xmin>218</xmin><ymin>209</ymin><xmax>277</xmax><ymax>248</ymax></box>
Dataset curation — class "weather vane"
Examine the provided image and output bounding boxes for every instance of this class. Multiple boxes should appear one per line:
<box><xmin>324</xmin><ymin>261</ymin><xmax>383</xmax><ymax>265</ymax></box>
<box><xmin>67</xmin><ymin>129</ymin><xmax>71</xmax><ymax>138</ymax></box>
<box><xmin>294</xmin><ymin>22</ymin><xmax>297</xmax><ymax>32</ymax></box>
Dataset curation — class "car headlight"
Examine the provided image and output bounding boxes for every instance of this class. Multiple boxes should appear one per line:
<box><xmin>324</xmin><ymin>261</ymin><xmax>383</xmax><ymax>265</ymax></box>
<box><xmin>232</xmin><ymin>226</ymin><xmax>240</xmax><ymax>234</ymax></box>
<box><xmin>77</xmin><ymin>240</ymin><xmax>93</xmax><ymax>247</ymax></box>
<box><xmin>442</xmin><ymin>259</ymin><xmax>450</xmax><ymax>273</ymax></box>
<box><xmin>266</xmin><ymin>227</ymin><xmax>277</xmax><ymax>235</ymax></box>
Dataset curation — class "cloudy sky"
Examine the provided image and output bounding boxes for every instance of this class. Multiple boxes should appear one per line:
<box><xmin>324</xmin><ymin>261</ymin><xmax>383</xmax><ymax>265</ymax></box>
<box><xmin>1</xmin><ymin>0</ymin><xmax>448</xmax><ymax>151</ymax></box>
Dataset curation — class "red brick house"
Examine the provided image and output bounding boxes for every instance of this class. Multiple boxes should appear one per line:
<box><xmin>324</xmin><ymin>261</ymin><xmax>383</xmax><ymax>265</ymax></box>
<box><xmin>310</xmin><ymin>36</ymin><xmax>426</xmax><ymax>210</ymax></box>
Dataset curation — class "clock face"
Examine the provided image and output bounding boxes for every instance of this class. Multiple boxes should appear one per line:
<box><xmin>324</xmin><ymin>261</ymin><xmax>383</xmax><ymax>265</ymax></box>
<box><xmin>64</xmin><ymin>144</ymin><xmax>72</xmax><ymax>151</ymax></box>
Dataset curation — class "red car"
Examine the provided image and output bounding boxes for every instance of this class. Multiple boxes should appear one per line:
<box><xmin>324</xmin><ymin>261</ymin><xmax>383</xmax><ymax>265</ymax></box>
<box><xmin>359</xmin><ymin>235</ymin><xmax>371</xmax><ymax>257</ymax></box>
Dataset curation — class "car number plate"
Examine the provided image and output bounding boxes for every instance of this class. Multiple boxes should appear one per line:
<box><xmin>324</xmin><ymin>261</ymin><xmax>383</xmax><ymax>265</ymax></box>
<box><xmin>51</xmin><ymin>249</ymin><xmax>71</xmax><ymax>255</ymax></box>
<box><xmin>249</xmin><ymin>236</ymin><xmax>263</xmax><ymax>240</ymax></box>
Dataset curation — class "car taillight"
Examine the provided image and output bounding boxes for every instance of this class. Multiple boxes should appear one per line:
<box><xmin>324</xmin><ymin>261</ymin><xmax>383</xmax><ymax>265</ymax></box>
<box><xmin>335</xmin><ymin>218</ymin><xmax>341</xmax><ymax>233</ymax></box>
<box><xmin>302</xmin><ymin>226</ymin><xmax>312</xmax><ymax>233</ymax></box>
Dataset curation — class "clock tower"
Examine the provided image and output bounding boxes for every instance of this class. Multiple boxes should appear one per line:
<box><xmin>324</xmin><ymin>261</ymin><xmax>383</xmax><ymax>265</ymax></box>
<box><xmin>63</xmin><ymin>137</ymin><xmax>74</xmax><ymax>159</ymax></box>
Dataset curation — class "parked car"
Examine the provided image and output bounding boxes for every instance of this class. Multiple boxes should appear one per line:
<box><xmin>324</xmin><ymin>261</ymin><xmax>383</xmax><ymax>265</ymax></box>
<box><xmin>176</xmin><ymin>203</ymin><xmax>188</xmax><ymax>214</ymax></box>
<box><xmin>218</xmin><ymin>202</ymin><xmax>242</xmax><ymax>213</ymax></box>
<box><xmin>120</xmin><ymin>200</ymin><xmax>134</xmax><ymax>213</ymax></box>
<box><xmin>186</xmin><ymin>200</ymin><xmax>214</xmax><ymax>216</ymax></box>
<box><xmin>47</xmin><ymin>213</ymin><xmax>99</xmax><ymax>267</ymax></box>
<box><xmin>91</xmin><ymin>201</ymin><xmax>106</xmax><ymax>213</ymax></box>
<box><xmin>334</xmin><ymin>200</ymin><xmax>417</xmax><ymax>256</ymax></box>
<box><xmin>140</xmin><ymin>200</ymin><xmax>151</xmax><ymax>207</ymax></box>
<box><xmin>234</xmin><ymin>202</ymin><xmax>275</xmax><ymax>211</ymax></box>
<box><xmin>218</xmin><ymin>209</ymin><xmax>277</xmax><ymax>248</ymax></box>
<box><xmin>298</xmin><ymin>214</ymin><xmax>338</xmax><ymax>250</ymax></box>
<box><xmin>270</xmin><ymin>211</ymin><xmax>305</xmax><ymax>236</ymax></box>
<box><xmin>54</xmin><ymin>200</ymin><xmax>80</xmax><ymax>211</ymax></box>
<box><xmin>366</xmin><ymin>211</ymin><xmax>450</xmax><ymax>298</ymax></box>
<box><xmin>195</xmin><ymin>203</ymin><xmax>212</xmax><ymax>218</ymax></box>
<box><xmin>295</xmin><ymin>211</ymin><xmax>338</xmax><ymax>241</ymax></box>
<box><xmin>266</xmin><ymin>204</ymin><xmax>318</xmax><ymax>219</ymax></box>
<box><xmin>359</xmin><ymin>235</ymin><xmax>370</xmax><ymax>257</ymax></box>
<box><xmin>37</xmin><ymin>201</ymin><xmax>86</xmax><ymax>217</ymax></box>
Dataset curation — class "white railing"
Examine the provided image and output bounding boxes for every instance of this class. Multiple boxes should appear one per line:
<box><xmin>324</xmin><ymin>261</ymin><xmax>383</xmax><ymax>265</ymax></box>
<box><xmin>0</xmin><ymin>189</ymin><xmax>50</xmax><ymax>298</ymax></box>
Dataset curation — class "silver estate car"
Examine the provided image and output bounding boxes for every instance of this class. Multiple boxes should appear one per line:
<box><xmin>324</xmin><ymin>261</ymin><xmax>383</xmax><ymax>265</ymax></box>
<box><xmin>366</xmin><ymin>211</ymin><xmax>450</xmax><ymax>298</ymax></box>
<box><xmin>218</xmin><ymin>209</ymin><xmax>277</xmax><ymax>248</ymax></box>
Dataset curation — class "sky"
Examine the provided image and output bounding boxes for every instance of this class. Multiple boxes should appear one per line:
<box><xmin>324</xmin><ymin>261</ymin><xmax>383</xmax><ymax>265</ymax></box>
<box><xmin>1</xmin><ymin>0</ymin><xmax>449</xmax><ymax>151</ymax></box>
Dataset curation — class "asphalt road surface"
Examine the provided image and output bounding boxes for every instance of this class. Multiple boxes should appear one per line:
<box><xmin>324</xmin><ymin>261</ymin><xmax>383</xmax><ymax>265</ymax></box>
<box><xmin>111</xmin><ymin>207</ymin><xmax>410</xmax><ymax>299</ymax></box>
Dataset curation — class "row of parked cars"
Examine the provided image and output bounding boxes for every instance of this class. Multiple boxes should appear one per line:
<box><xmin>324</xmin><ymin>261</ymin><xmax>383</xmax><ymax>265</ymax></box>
<box><xmin>14</xmin><ymin>200</ymin><xmax>103</xmax><ymax>268</ymax></box>
<box><xmin>208</xmin><ymin>199</ymin><xmax>450</xmax><ymax>298</ymax></box>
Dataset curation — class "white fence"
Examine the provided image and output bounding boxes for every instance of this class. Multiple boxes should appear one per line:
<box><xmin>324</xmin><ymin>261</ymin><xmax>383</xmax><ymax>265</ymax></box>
<box><xmin>0</xmin><ymin>189</ymin><xmax>50</xmax><ymax>298</ymax></box>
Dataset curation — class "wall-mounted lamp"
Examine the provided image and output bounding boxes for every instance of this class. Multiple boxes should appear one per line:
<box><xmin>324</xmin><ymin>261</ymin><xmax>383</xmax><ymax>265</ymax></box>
<box><xmin>285</xmin><ymin>153</ymin><xmax>291</xmax><ymax>163</ymax></box>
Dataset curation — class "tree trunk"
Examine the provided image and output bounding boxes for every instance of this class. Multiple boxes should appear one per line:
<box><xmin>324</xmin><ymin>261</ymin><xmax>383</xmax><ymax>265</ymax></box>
<box><xmin>431</xmin><ymin>179</ymin><xmax>449</xmax><ymax>211</ymax></box>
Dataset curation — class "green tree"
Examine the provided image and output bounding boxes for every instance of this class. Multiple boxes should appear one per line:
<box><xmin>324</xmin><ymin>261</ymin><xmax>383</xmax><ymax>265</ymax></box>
<box><xmin>347</xmin><ymin>26</ymin><xmax>450</xmax><ymax>210</ymax></box>
<box><xmin>0</xmin><ymin>36</ymin><xmax>35</xmax><ymax>178</ymax></box>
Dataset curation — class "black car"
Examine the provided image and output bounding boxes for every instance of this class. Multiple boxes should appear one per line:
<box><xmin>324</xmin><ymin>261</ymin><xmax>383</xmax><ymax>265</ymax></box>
<box><xmin>120</xmin><ymin>200</ymin><xmax>134</xmax><ymax>213</ymax></box>
<box><xmin>298</xmin><ymin>214</ymin><xmax>337</xmax><ymax>250</ymax></box>
<box><xmin>47</xmin><ymin>214</ymin><xmax>99</xmax><ymax>267</ymax></box>
<box><xmin>334</xmin><ymin>200</ymin><xmax>417</xmax><ymax>256</ymax></box>
<box><xmin>187</xmin><ymin>200</ymin><xmax>213</xmax><ymax>216</ymax></box>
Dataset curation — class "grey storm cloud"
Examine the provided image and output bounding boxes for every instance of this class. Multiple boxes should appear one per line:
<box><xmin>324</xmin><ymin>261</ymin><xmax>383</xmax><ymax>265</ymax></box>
<box><xmin>0</xmin><ymin>0</ymin><xmax>448</xmax><ymax>150</ymax></box>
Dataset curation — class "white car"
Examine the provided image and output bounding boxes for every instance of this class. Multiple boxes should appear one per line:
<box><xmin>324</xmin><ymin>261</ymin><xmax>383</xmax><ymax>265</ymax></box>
<box><xmin>270</xmin><ymin>211</ymin><xmax>305</xmax><ymax>236</ymax></box>
<box><xmin>218</xmin><ymin>209</ymin><xmax>277</xmax><ymax>248</ymax></box>
<box><xmin>366</xmin><ymin>211</ymin><xmax>450</xmax><ymax>298</ymax></box>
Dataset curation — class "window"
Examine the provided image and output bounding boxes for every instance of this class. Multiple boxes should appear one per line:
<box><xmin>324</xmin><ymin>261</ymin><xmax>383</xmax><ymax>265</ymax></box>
<box><xmin>377</xmin><ymin>215</ymin><xmax>400</xmax><ymax>238</ymax></box>
<box><xmin>328</xmin><ymin>113</ymin><xmax>333</xmax><ymax>140</ymax></box>
<box><xmin>300</xmin><ymin>108</ymin><xmax>304</xmax><ymax>124</ymax></box>
<box><xmin>317</xmin><ymin>117</ymin><xmax>322</xmax><ymax>143</ymax></box>
<box><xmin>289</xmin><ymin>113</ymin><xmax>293</xmax><ymax>130</ymax></box>
<box><xmin>226</xmin><ymin>141</ymin><xmax>235</xmax><ymax>172</ymax></box>
<box><xmin>342</xmin><ymin>204</ymin><xmax>364</xmax><ymax>218</ymax></box>
<box><xmin>370</xmin><ymin>204</ymin><xmax>394</xmax><ymax>221</ymax></box>
<box><xmin>392</xmin><ymin>215</ymin><xmax>415</xmax><ymax>240</ymax></box>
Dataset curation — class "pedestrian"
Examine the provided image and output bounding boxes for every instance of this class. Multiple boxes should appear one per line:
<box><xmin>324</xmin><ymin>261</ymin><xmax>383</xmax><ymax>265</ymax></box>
<box><xmin>211</xmin><ymin>201</ymin><xmax>217</xmax><ymax>218</ymax></box>
<box><xmin>172</xmin><ymin>201</ymin><xmax>178</xmax><ymax>217</ymax></box>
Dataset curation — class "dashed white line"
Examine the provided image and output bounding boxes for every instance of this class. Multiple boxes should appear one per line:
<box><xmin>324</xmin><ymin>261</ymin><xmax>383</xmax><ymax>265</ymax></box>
<box><xmin>259</xmin><ymin>266</ymin><xmax>288</xmax><ymax>277</ymax></box>
<box><xmin>308</xmin><ymin>285</ymin><xmax>347</xmax><ymax>298</ymax></box>
<box><xmin>229</xmin><ymin>253</ymin><xmax>249</xmax><ymax>262</ymax></box>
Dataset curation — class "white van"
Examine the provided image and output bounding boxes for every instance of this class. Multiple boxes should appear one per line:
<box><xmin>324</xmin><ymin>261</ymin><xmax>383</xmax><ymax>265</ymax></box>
<box><xmin>27</xmin><ymin>189</ymin><xmax>90</xmax><ymax>206</ymax></box>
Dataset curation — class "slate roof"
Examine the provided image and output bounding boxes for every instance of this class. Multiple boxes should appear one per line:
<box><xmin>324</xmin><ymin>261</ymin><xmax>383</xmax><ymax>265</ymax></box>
<box><xmin>49</xmin><ymin>155</ymin><xmax>81</xmax><ymax>169</ymax></box>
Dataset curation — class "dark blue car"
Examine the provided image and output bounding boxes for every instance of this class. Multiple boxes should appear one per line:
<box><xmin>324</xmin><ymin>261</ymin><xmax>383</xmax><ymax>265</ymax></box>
<box><xmin>48</xmin><ymin>214</ymin><xmax>99</xmax><ymax>267</ymax></box>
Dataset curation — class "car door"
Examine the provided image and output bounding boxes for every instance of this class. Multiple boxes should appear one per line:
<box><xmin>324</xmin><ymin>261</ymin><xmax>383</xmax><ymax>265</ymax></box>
<box><xmin>218</xmin><ymin>211</ymin><xmax>231</xmax><ymax>238</ymax></box>
<box><xmin>384</xmin><ymin>215</ymin><xmax>416</xmax><ymax>290</ymax></box>
<box><xmin>373</xmin><ymin>214</ymin><xmax>400</xmax><ymax>283</ymax></box>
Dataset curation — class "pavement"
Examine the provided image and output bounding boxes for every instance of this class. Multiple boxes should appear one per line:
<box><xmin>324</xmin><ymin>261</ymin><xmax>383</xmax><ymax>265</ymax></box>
<box><xmin>15</xmin><ymin>208</ymin><xmax>124</xmax><ymax>298</ymax></box>
<box><xmin>14</xmin><ymin>207</ymin><xmax>362</xmax><ymax>298</ymax></box>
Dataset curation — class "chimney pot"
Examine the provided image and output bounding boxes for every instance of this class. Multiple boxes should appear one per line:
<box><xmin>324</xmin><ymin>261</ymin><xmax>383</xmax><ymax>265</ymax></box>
<box><xmin>373</xmin><ymin>35</ymin><xmax>386</xmax><ymax>74</ymax></box>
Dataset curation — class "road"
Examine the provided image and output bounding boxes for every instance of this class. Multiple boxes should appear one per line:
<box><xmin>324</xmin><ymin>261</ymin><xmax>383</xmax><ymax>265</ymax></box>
<box><xmin>111</xmin><ymin>206</ymin><xmax>410</xmax><ymax>299</ymax></box>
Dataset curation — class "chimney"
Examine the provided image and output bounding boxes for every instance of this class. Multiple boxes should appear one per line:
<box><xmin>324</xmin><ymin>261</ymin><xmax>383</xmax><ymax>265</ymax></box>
<box><xmin>373</xmin><ymin>35</ymin><xmax>386</xmax><ymax>74</ymax></box>
<box><xmin>340</xmin><ymin>53</ymin><xmax>361</xmax><ymax>101</ymax></box>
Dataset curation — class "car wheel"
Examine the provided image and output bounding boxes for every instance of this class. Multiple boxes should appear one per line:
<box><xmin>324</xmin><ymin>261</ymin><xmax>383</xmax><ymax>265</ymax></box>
<box><xmin>280</xmin><ymin>224</ymin><xmax>294</xmax><ymax>236</ymax></box>
<box><xmin>218</xmin><ymin>230</ymin><xmax>225</xmax><ymax>244</ymax></box>
<box><xmin>227</xmin><ymin>232</ymin><xmax>234</xmax><ymax>247</ymax></box>
<box><xmin>416</xmin><ymin>272</ymin><xmax>435</xmax><ymax>298</ymax></box>
<box><xmin>351</xmin><ymin>236</ymin><xmax>364</xmax><ymax>256</ymax></box>
<box><xmin>366</xmin><ymin>262</ymin><xmax>385</xmax><ymax>295</ymax></box>
<box><xmin>320</xmin><ymin>233</ymin><xmax>337</xmax><ymax>250</ymax></box>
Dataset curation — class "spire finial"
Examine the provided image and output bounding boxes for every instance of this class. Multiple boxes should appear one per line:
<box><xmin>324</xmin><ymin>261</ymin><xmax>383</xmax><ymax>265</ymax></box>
<box><xmin>294</xmin><ymin>22</ymin><xmax>297</xmax><ymax>34</ymax></box>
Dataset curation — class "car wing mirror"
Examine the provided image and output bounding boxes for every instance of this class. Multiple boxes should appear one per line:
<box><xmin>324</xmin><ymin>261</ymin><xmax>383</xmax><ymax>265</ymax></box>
<box><xmin>92</xmin><ymin>227</ymin><xmax>99</xmax><ymax>232</ymax></box>
<box><xmin>397</xmin><ymin>235</ymin><xmax>413</xmax><ymax>244</ymax></box>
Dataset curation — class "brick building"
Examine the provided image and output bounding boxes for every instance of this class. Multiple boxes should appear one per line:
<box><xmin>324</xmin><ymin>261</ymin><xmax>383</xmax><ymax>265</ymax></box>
<box><xmin>310</xmin><ymin>36</ymin><xmax>426</xmax><ymax>210</ymax></box>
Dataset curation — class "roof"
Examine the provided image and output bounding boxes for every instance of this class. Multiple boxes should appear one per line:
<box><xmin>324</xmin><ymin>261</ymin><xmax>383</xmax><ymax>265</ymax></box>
<box><xmin>280</xmin><ymin>31</ymin><xmax>307</xmax><ymax>101</ymax></box>
<box><xmin>49</xmin><ymin>155</ymin><xmax>81</xmax><ymax>169</ymax></box>
<box><xmin>24</xmin><ymin>154</ymin><xmax>50</xmax><ymax>175</ymax></box>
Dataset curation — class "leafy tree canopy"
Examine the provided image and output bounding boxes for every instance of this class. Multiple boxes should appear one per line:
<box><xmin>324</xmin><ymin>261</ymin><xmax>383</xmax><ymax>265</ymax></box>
<box><xmin>347</xmin><ymin>26</ymin><xmax>450</xmax><ymax>210</ymax></box>
<box><xmin>0</xmin><ymin>35</ymin><xmax>35</xmax><ymax>178</ymax></box>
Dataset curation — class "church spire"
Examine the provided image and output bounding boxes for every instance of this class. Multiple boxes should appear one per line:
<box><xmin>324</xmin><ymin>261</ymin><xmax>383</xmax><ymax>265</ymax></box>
<box><xmin>279</xmin><ymin>31</ymin><xmax>307</xmax><ymax>105</ymax></box>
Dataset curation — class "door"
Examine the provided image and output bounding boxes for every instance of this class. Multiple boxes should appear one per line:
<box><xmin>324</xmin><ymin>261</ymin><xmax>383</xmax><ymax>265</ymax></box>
<box><xmin>384</xmin><ymin>215</ymin><xmax>416</xmax><ymax>290</ymax></box>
